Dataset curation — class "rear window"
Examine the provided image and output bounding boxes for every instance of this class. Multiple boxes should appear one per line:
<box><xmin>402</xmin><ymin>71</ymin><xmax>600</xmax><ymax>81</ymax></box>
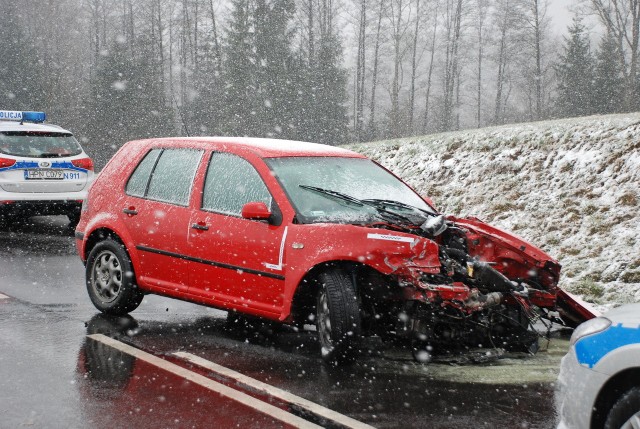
<box><xmin>0</xmin><ymin>131</ymin><xmax>83</xmax><ymax>158</ymax></box>
<box><xmin>125</xmin><ymin>148</ymin><xmax>203</xmax><ymax>206</ymax></box>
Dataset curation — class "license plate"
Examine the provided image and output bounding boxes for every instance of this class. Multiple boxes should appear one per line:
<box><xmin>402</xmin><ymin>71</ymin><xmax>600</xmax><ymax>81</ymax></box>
<box><xmin>24</xmin><ymin>169</ymin><xmax>64</xmax><ymax>180</ymax></box>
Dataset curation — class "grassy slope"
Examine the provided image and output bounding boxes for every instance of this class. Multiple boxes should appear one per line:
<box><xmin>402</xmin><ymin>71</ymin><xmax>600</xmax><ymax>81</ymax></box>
<box><xmin>346</xmin><ymin>113</ymin><xmax>640</xmax><ymax>310</ymax></box>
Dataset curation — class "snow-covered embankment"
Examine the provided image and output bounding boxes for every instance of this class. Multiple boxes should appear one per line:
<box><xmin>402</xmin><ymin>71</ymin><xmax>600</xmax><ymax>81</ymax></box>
<box><xmin>347</xmin><ymin>114</ymin><xmax>640</xmax><ymax>310</ymax></box>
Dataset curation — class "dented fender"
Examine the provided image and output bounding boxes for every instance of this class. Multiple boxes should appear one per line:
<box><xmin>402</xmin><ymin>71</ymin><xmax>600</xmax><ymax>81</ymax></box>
<box><xmin>282</xmin><ymin>224</ymin><xmax>441</xmax><ymax>314</ymax></box>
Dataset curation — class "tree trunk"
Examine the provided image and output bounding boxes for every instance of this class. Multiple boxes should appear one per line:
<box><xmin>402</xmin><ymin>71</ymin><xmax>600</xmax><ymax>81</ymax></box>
<box><xmin>408</xmin><ymin>0</ymin><xmax>420</xmax><ymax>134</ymax></box>
<box><xmin>422</xmin><ymin>1</ymin><xmax>438</xmax><ymax>134</ymax></box>
<box><xmin>368</xmin><ymin>0</ymin><xmax>384</xmax><ymax>140</ymax></box>
<box><xmin>355</xmin><ymin>0</ymin><xmax>367</xmax><ymax>141</ymax></box>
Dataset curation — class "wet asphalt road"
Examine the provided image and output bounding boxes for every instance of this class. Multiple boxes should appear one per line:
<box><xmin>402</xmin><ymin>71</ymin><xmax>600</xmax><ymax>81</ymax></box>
<box><xmin>0</xmin><ymin>216</ymin><xmax>567</xmax><ymax>428</ymax></box>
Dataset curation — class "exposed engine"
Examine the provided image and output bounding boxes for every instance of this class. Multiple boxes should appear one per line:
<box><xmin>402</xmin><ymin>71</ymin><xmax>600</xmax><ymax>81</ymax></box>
<box><xmin>364</xmin><ymin>214</ymin><xmax>574</xmax><ymax>361</ymax></box>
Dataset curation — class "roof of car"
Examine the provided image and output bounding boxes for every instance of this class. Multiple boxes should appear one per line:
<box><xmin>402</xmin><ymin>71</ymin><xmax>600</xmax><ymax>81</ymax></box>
<box><xmin>145</xmin><ymin>137</ymin><xmax>365</xmax><ymax>158</ymax></box>
<box><xmin>0</xmin><ymin>120</ymin><xmax>71</xmax><ymax>134</ymax></box>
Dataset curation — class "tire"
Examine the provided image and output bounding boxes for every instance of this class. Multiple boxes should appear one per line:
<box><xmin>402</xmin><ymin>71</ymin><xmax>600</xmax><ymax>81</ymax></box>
<box><xmin>605</xmin><ymin>387</ymin><xmax>640</xmax><ymax>429</ymax></box>
<box><xmin>316</xmin><ymin>269</ymin><xmax>361</xmax><ymax>364</ymax></box>
<box><xmin>86</xmin><ymin>238</ymin><xmax>143</xmax><ymax>315</ymax></box>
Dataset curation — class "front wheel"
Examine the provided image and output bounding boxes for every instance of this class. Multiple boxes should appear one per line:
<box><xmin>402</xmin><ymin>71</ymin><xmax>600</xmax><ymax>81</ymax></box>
<box><xmin>316</xmin><ymin>269</ymin><xmax>361</xmax><ymax>364</ymax></box>
<box><xmin>605</xmin><ymin>387</ymin><xmax>640</xmax><ymax>429</ymax></box>
<box><xmin>86</xmin><ymin>238</ymin><xmax>143</xmax><ymax>315</ymax></box>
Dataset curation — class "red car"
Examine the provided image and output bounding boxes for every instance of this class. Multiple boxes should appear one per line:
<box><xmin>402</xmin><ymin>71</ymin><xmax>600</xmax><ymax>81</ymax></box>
<box><xmin>75</xmin><ymin>137</ymin><xmax>593</xmax><ymax>364</ymax></box>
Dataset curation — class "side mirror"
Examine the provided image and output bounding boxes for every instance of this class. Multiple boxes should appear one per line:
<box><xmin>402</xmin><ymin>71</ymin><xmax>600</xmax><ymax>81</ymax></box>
<box><xmin>422</xmin><ymin>195</ymin><xmax>437</xmax><ymax>211</ymax></box>
<box><xmin>241</xmin><ymin>201</ymin><xmax>272</xmax><ymax>221</ymax></box>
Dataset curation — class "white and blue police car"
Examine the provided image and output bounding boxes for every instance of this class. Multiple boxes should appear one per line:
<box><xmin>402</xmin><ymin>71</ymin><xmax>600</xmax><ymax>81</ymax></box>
<box><xmin>556</xmin><ymin>303</ymin><xmax>640</xmax><ymax>429</ymax></box>
<box><xmin>0</xmin><ymin>110</ymin><xmax>94</xmax><ymax>227</ymax></box>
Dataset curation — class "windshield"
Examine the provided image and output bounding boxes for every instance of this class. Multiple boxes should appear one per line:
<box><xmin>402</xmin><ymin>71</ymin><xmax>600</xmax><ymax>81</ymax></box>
<box><xmin>0</xmin><ymin>132</ymin><xmax>83</xmax><ymax>158</ymax></box>
<box><xmin>266</xmin><ymin>156</ymin><xmax>434</xmax><ymax>224</ymax></box>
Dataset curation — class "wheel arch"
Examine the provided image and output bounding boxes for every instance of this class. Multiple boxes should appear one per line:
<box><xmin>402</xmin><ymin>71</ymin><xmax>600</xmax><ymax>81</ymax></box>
<box><xmin>84</xmin><ymin>227</ymin><xmax>127</xmax><ymax>261</ymax></box>
<box><xmin>84</xmin><ymin>227</ymin><xmax>142</xmax><ymax>290</ymax></box>
<box><xmin>288</xmin><ymin>260</ymin><xmax>391</xmax><ymax>327</ymax></box>
<box><xmin>591</xmin><ymin>367</ymin><xmax>640</xmax><ymax>429</ymax></box>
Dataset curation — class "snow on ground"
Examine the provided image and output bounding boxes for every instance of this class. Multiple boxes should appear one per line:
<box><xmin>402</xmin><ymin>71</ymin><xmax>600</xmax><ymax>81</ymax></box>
<box><xmin>347</xmin><ymin>113</ymin><xmax>640</xmax><ymax>311</ymax></box>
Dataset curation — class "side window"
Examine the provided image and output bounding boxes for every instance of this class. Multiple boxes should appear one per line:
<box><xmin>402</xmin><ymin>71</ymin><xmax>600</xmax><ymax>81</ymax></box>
<box><xmin>202</xmin><ymin>152</ymin><xmax>272</xmax><ymax>216</ymax></box>
<box><xmin>126</xmin><ymin>149</ymin><xmax>161</xmax><ymax>197</ymax></box>
<box><xmin>144</xmin><ymin>149</ymin><xmax>203</xmax><ymax>206</ymax></box>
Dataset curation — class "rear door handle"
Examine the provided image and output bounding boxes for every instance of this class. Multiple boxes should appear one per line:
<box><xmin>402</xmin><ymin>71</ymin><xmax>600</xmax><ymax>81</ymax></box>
<box><xmin>191</xmin><ymin>222</ymin><xmax>209</xmax><ymax>231</ymax></box>
<box><xmin>123</xmin><ymin>207</ymin><xmax>138</xmax><ymax>216</ymax></box>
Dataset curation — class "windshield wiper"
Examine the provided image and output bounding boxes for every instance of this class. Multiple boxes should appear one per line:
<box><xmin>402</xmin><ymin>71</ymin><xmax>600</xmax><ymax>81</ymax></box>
<box><xmin>299</xmin><ymin>185</ymin><xmax>364</xmax><ymax>207</ymax></box>
<box><xmin>361</xmin><ymin>198</ymin><xmax>435</xmax><ymax>216</ymax></box>
<box><xmin>299</xmin><ymin>185</ymin><xmax>415</xmax><ymax>226</ymax></box>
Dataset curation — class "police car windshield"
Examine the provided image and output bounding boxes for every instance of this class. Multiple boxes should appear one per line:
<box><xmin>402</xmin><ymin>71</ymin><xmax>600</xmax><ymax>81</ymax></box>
<box><xmin>0</xmin><ymin>132</ymin><xmax>83</xmax><ymax>158</ymax></box>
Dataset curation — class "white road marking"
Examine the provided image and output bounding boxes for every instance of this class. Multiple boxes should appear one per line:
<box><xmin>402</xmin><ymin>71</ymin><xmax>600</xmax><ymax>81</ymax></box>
<box><xmin>0</xmin><ymin>293</ymin><xmax>9</xmax><ymax>299</ymax></box>
<box><xmin>87</xmin><ymin>334</ymin><xmax>321</xmax><ymax>429</ymax></box>
<box><xmin>174</xmin><ymin>351</ymin><xmax>376</xmax><ymax>429</ymax></box>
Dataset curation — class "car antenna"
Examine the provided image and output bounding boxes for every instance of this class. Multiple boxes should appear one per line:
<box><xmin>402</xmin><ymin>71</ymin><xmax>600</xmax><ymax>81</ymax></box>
<box><xmin>172</xmin><ymin>93</ymin><xmax>191</xmax><ymax>137</ymax></box>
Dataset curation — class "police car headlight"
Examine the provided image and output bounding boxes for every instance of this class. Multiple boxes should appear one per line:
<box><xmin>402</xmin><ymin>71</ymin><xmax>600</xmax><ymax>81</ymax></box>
<box><xmin>570</xmin><ymin>317</ymin><xmax>611</xmax><ymax>346</ymax></box>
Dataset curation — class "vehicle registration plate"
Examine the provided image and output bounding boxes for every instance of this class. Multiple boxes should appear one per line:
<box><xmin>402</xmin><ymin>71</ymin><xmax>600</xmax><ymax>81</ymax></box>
<box><xmin>24</xmin><ymin>169</ymin><xmax>64</xmax><ymax>180</ymax></box>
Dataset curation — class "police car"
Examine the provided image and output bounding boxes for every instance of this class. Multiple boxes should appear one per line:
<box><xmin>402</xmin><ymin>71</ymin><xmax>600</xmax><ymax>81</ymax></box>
<box><xmin>556</xmin><ymin>303</ymin><xmax>640</xmax><ymax>429</ymax></box>
<box><xmin>0</xmin><ymin>110</ymin><xmax>94</xmax><ymax>227</ymax></box>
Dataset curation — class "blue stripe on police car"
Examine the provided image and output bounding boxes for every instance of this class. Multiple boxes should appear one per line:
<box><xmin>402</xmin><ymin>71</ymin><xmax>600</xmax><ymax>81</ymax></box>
<box><xmin>575</xmin><ymin>323</ymin><xmax>640</xmax><ymax>368</ymax></box>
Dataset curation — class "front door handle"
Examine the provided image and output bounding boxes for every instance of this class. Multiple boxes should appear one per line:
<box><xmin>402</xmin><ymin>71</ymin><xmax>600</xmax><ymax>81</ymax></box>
<box><xmin>191</xmin><ymin>222</ymin><xmax>209</xmax><ymax>231</ymax></box>
<box><xmin>123</xmin><ymin>206</ymin><xmax>138</xmax><ymax>216</ymax></box>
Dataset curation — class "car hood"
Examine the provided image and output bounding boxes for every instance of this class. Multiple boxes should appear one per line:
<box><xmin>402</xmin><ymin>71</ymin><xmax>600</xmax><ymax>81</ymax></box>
<box><xmin>450</xmin><ymin>215</ymin><xmax>559</xmax><ymax>267</ymax></box>
<box><xmin>604</xmin><ymin>303</ymin><xmax>640</xmax><ymax>325</ymax></box>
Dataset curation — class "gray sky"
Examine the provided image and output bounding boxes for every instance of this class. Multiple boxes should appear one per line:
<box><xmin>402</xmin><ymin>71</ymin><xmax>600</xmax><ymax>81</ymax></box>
<box><xmin>547</xmin><ymin>0</ymin><xmax>604</xmax><ymax>40</ymax></box>
<box><xmin>548</xmin><ymin>0</ymin><xmax>574</xmax><ymax>34</ymax></box>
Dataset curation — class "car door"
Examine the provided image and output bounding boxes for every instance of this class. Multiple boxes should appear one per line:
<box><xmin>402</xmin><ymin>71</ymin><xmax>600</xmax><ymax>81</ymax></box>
<box><xmin>187</xmin><ymin>151</ymin><xmax>286</xmax><ymax>318</ymax></box>
<box><xmin>121</xmin><ymin>147</ymin><xmax>203</xmax><ymax>296</ymax></box>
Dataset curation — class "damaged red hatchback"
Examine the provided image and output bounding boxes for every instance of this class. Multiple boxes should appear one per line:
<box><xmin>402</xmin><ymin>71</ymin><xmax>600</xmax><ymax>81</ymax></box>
<box><xmin>75</xmin><ymin>137</ymin><xmax>594</xmax><ymax>363</ymax></box>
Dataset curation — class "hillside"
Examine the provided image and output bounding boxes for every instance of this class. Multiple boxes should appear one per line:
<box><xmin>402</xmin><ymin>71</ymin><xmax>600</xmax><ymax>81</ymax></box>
<box><xmin>347</xmin><ymin>113</ymin><xmax>640</xmax><ymax>310</ymax></box>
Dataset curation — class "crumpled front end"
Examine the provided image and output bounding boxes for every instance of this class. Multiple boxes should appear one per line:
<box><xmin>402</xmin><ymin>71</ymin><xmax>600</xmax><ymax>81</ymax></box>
<box><xmin>362</xmin><ymin>215</ymin><xmax>595</xmax><ymax>359</ymax></box>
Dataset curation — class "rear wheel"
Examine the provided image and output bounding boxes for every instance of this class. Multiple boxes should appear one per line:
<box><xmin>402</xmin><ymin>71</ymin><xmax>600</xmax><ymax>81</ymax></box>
<box><xmin>605</xmin><ymin>387</ymin><xmax>640</xmax><ymax>429</ymax></box>
<box><xmin>86</xmin><ymin>238</ymin><xmax>143</xmax><ymax>315</ymax></box>
<box><xmin>316</xmin><ymin>269</ymin><xmax>361</xmax><ymax>364</ymax></box>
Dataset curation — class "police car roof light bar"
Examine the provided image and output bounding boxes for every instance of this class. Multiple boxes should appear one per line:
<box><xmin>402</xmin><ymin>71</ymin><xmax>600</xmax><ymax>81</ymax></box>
<box><xmin>0</xmin><ymin>110</ymin><xmax>46</xmax><ymax>123</ymax></box>
<box><xmin>21</xmin><ymin>111</ymin><xmax>46</xmax><ymax>123</ymax></box>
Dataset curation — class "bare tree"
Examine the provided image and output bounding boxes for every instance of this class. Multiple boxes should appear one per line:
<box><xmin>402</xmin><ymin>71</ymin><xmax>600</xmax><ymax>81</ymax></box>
<box><xmin>367</xmin><ymin>0</ymin><xmax>385</xmax><ymax>140</ymax></box>
<box><xmin>387</xmin><ymin>0</ymin><xmax>412</xmax><ymax>137</ymax></box>
<box><xmin>441</xmin><ymin>0</ymin><xmax>464</xmax><ymax>131</ymax></box>
<box><xmin>422</xmin><ymin>0</ymin><xmax>439</xmax><ymax>134</ymax></box>
<box><xmin>474</xmin><ymin>0</ymin><xmax>489</xmax><ymax>128</ymax></box>
<box><xmin>520</xmin><ymin>0</ymin><xmax>551</xmax><ymax>120</ymax></box>
<box><xmin>492</xmin><ymin>0</ymin><xmax>523</xmax><ymax>125</ymax></box>
<box><xmin>208</xmin><ymin>0</ymin><xmax>223</xmax><ymax>73</ymax></box>
<box><xmin>354</xmin><ymin>0</ymin><xmax>367</xmax><ymax>141</ymax></box>
<box><xmin>408</xmin><ymin>0</ymin><xmax>421</xmax><ymax>134</ymax></box>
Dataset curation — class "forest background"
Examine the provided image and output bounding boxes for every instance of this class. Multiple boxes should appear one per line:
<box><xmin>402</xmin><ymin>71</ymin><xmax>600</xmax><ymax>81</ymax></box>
<box><xmin>1</xmin><ymin>0</ymin><xmax>637</xmax><ymax>166</ymax></box>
